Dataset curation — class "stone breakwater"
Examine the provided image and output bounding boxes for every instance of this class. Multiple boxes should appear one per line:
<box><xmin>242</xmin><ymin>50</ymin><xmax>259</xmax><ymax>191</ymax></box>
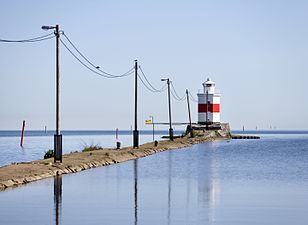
<box><xmin>0</xmin><ymin>126</ymin><xmax>231</xmax><ymax>191</ymax></box>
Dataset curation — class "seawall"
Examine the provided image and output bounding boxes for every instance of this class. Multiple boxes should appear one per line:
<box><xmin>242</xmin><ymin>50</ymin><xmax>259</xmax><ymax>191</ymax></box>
<box><xmin>0</xmin><ymin>124</ymin><xmax>231</xmax><ymax>191</ymax></box>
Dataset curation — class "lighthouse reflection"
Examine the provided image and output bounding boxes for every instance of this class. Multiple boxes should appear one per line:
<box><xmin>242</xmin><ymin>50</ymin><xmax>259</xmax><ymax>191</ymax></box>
<box><xmin>54</xmin><ymin>175</ymin><xmax>62</xmax><ymax>225</ymax></box>
<box><xmin>197</xmin><ymin>142</ymin><xmax>221</xmax><ymax>223</ymax></box>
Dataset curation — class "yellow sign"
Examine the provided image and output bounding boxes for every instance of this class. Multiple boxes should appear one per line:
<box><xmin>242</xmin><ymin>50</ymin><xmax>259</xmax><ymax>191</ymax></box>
<box><xmin>145</xmin><ymin>119</ymin><xmax>152</xmax><ymax>124</ymax></box>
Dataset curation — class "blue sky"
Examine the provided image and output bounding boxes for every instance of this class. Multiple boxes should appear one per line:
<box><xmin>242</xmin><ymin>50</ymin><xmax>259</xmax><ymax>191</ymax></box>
<box><xmin>1</xmin><ymin>0</ymin><xmax>307</xmax><ymax>130</ymax></box>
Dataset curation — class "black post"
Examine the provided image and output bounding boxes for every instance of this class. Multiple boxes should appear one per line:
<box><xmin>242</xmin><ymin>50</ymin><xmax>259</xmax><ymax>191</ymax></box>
<box><xmin>54</xmin><ymin>24</ymin><xmax>62</xmax><ymax>162</ymax></box>
<box><xmin>167</xmin><ymin>79</ymin><xmax>174</xmax><ymax>141</ymax></box>
<box><xmin>152</xmin><ymin>122</ymin><xmax>155</xmax><ymax>142</ymax></box>
<box><xmin>133</xmin><ymin>60</ymin><xmax>139</xmax><ymax>148</ymax></box>
<box><xmin>206</xmin><ymin>90</ymin><xmax>209</xmax><ymax>131</ymax></box>
<box><xmin>186</xmin><ymin>89</ymin><xmax>192</xmax><ymax>137</ymax></box>
<box><xmin>150</xmin><ymin>116</ymin><xmax>154</xmax><ymax>142</ymax></box>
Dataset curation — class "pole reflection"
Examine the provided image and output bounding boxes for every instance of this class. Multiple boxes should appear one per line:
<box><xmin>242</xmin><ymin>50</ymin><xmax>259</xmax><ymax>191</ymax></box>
<box><xmin>134</xmin><ymin>159</ymin><xmax>138</xmax><ymax>225</ymax></box>
<box><xmin>167</xmin><ymin>150</ymin><xmax>172</xmax><ymax>225</ymax></box>
<box><xmin>185</xmin><ymin>151</ymin><xmax>192</xmax><ymax>223</ymax></box>
<box><xmin>54</xmin><ymin>175</ymin><xmax>62</xmax><ymax>225</ymax></box>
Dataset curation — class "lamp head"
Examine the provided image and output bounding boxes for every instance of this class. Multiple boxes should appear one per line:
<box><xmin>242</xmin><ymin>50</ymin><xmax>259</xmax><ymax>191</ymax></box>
<box><xmin>41</xmin><ymin>25</ymin><xmax>55</xmax><ymax>30</ymax></box>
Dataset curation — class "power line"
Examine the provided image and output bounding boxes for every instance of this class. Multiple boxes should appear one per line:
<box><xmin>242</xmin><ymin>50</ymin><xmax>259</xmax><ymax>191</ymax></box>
<box><xmin>62</xmin><ymin>33</ymin><xmax>133</xmax><ymax>78</ymax></box>
<box><xmin>138</xmin><ymin>66</ymin><xmax>193</xmax><ymax>103</ymax></box>
<box><xmin>170</xmin><ymin>82</ymin><xmax>186</xmax><ymax>101</ymax></box>
<box><xmin>188</xmin><ymin>91</ymin><xmax>198</xmax><ymax>103</ymax></box>
<box><xmin>60</xmin><ymin>39</ymin><xmax>134</xmax><ymax>78</ymax></box>
<box><xmin>138</xmin><ymin>66</ymin><xmax>167</xmax><ymax>93</ymax></box>
<box><xmin>137</xmin><ymin>73</ymin><xmax>156</xmax><ymax>92</ymax></box>
<box><xmin>171</xmin><ymin>89</ymin><xmax>186</xmax><ymax>101</ymax></box>
<box><xmin>137</xmin><ymin>73</ymin><xmax>167</xmax><ymax>93</ymax></box>
<box><xmin>0</xmin><ymin>33</ymin><xmax>55</xmax><ymax>43</ymax></box>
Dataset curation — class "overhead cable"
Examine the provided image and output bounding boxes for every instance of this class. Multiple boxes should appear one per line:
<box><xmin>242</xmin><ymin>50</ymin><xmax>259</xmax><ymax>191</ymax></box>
<box><xmin>171</xmin><ymin>89</ymin><xmax>186</xmax><ymax>101</ymax></box>
<box><xmin>60</xmin><ymin>39</ymin><xmax>134</xmax><ymax>78</ymax></box>
<box><xmin>62</xmin><ymin>33</ymin><xmax>133</xmax><ymax>78</ymax></box>
<box><xmin>137</xmin><ymin>73</ymin><xmax>167</xmax><ymax>93</ymax></box>
<box><xmin>0</xmin><ymin>33</ymin><xmax>55</xmax><ymax>43</ymax></box>
<box><xmin>138</xmin><ymin>66</ymin><xmax>167</xmax><ymax>92</ymax></box>
<box><xmin>137</xmin><ymin>73</ymin><xmax>157</xmax><ymax>92</ymax></box>
<box><xmin>170</xmin><ymin>82</ymin><xmax>186</xmax><ymax>101</ymax></box>
<box><xmin>188</xmin><ymin>91</ymin><xmax>198</xmax><ymax>103</ymax></box>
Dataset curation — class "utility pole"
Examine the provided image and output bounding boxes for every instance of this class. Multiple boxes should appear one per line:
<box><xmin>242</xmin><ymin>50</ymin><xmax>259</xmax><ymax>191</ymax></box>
<box><xmin>167</xmin><ymin>79</ymin><xmax>174</xmax><ymax>141</ymax></box>
<box><xmin>133</xmin><ymin>60</ymin><xmax>139</xmax><ymax>148</ymax></box>
<box><xmin>186</xmin><ymin>89</ymin><xmax>192</xmax><ymax>137</ymax></box>
<box><xmin>161</xmin><ymin>78</ymin><xmax>174</xmax><ymax>141</ymax></box>
<box><xmin>206</xmin><ymin>90</ymin><xmax>209</xmax><ymax>130</ymax></box>
<box><xmin>54</xmin><ymin>24</ymin><xmax>62</xmax><ymax>162</ymax></box>
<box><xmin>42</xmin><ymin>24</ymin><xmax>62</xmax><ymax>162</ymax></box>
<box><xmin>150</xmin><ymin>116</ymin><xmax>154</xmax><ymax>141</ymax></box>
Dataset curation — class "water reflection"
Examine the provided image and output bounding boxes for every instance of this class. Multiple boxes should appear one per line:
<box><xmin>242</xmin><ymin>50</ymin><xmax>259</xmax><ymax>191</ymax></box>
<box><xmin>49</xmin><ymin>144</ymin><xmax>220</xmax><ymax>225</ymax></box>
<box><xmin>54</xmin><ymin>175</ymin><xmax>62</xmax><ymax>225</ymax></box>
<box><xmin>198</xmin><ymin>143</ymin><xmax>221</xmax><ymax>223</ymax></box>
<box><xmin>1</xmin><ymin>137</ymin><xmax>307</xmax><ymax>225</ymax></box>
<box><xmin>185</xmin><ymin>154</ymin><xmax>192</xmax><ymax>223</ymax></box>
<box><xmin>167</xmin><ymin>151</ymin><xmax>172</xmax><ymax>225</ymax></box>
<box><xmin>134</xmin><ymin>160</ymin><xmax>138</xmax><ymax>225</ymax></box>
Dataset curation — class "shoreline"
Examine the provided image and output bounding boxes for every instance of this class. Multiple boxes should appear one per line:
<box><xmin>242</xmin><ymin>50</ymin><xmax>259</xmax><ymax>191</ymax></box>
<box><xmin>0</xmin><ymin>128</ymin><xmax>231</xmax><ymax>191</ymax></box>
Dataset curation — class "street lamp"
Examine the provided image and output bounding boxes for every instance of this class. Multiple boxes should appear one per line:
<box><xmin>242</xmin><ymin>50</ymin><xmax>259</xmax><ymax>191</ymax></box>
<box><xmin>42</xmin><ymin>25</ymin><xmax>57</xmax><ymax>30</ymax></box>
<box><xmin>42</xmin><ymin>24</ymin><xmax>62</xmax><ymax>163</ymax></box>
<box><xmin>161</xmin><ymin>78</ymin><xmax>174</xmax><ymax>141</ymax></box>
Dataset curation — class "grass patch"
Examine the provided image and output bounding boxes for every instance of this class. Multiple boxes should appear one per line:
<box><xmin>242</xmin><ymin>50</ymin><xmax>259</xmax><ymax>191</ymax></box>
<box><xmin>70</xmin><ymin>151</ymin><xmax>79</xmax><ymax>154</ymax></box>
<box><xmin>44</xmin><ymin>149</ymin><xmax>54</xmax><ymax>159</ymax></box>
<box><xmin>82</xmin><ymin>144</ymin><xmax>102</xmax><ymax>152</ymax></box>
<box><xmin>189</xmin><ymin>130</ymin><xmax>204</xmax><ymax>138</ymax></box>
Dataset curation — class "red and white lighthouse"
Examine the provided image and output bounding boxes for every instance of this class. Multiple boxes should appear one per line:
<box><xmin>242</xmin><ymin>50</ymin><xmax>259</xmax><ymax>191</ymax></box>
<box><xmin>197</xmin><ymin>78</ymin><xmax>221</xmax><ymax>125</ymax></box>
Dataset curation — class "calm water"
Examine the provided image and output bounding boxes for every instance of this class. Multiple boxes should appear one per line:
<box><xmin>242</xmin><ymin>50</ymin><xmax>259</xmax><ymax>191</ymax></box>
<box><xmin>0</xmin><ymin>130</ymin><xmax>181</xmax><ymax>167</ymax></box>
<box><xmin>0</xmin><ymin>131</ymin><xmax>307</xmax><ymax>225</ymax></box>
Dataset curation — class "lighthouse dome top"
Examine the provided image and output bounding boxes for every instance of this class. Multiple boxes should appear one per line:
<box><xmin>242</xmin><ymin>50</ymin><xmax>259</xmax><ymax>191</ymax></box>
<box><xmin>202</xmin><ymin>78</ymin><xmax>216</xmax><ymax>94</ymax></box>
<box><xmin>204</xmin><ymin>78</ymin><xmax>215</xmax><ymax>86</ymax></box>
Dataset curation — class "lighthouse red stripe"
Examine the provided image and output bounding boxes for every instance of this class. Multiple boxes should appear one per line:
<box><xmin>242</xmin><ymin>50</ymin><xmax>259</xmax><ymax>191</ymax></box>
<box><xmin>198</xmin><ymin>104</ymin><xmax>220</xmax><ymax>113</ymax></box>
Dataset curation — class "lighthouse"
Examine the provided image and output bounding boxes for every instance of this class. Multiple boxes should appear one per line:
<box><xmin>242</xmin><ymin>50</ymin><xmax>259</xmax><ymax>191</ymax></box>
<box><xmin>197</xmin><ymin>78</ymin><xmax>221</xmax><ymax>126</ymax></box>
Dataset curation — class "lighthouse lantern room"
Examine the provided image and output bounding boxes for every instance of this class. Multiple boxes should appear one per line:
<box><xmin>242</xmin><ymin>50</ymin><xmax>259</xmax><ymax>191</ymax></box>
<box><xmin>197</xmin><ymin>78</ymin><xmax>221</xmax><ymax>126</ymax></box>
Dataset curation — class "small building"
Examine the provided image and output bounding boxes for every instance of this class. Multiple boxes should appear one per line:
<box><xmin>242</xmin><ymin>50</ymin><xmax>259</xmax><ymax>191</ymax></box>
<box><xmin>197</xmin><ymin>78</ymin><xmax>221</xmax><ymax>125</ymax></box>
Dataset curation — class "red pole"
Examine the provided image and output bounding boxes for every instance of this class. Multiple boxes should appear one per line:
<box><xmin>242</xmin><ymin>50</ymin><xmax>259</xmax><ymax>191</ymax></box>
<box><xmin>20</xmin><ymin>120</ymin><xmax>26</xmax><ymax>147</ymax></box>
